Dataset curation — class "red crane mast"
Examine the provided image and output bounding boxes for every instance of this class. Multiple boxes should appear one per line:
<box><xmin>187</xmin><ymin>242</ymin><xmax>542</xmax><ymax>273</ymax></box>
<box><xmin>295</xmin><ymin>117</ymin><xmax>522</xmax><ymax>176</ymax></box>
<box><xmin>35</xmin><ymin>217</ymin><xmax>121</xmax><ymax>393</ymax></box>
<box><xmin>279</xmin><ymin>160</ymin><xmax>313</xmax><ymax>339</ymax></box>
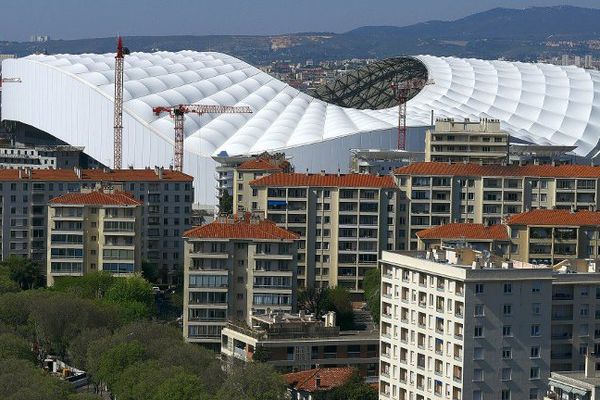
<box><xmin>113</xmin><ymin>36</ymin><xmax>125</xmax><ymax>169</ymax></box>
<box><xmin>152</xmin><ymin>104</ymin><xmax>253</xmax><ymax>172</ymax></box>
<box><xmin>391</xmin><ymin>78</ymin><xmax>428</xmax><ymax>150</ymax></box>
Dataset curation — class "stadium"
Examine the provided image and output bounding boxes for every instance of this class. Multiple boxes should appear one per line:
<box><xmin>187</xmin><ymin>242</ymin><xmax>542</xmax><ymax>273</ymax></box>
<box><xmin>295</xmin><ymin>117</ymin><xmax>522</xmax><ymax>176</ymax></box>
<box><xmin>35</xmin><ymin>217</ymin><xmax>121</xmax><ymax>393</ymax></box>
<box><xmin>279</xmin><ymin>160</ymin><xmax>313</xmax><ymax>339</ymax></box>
<box><xmin>2</xmin><ymin>51</ymin><xmax>600</xmax><ymax>206</ymax></box>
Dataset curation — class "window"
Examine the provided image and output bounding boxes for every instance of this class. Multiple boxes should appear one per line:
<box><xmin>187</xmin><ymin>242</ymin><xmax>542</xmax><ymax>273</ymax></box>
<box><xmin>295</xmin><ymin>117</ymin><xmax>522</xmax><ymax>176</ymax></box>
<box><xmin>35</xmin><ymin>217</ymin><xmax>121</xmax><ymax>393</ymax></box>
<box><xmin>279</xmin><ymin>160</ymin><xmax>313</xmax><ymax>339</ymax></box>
<box><xmin>531</xmin><ymin>324</ymin><xmax>540</xmax><ymax>337</ymax></box>
<box><xmin>503</xmin><ymin>326</ymin><xmax>512</xmax><ymax>337</ymax></box>
<box><xmin>473</xmin><ymin>347</ymin><xmax>484</xmax><ymax>360</ymax></box>
<box><xmin>532</xmin><ymin>303</ymin><xmax>541</xmax><ymax>315</ymax></box>
<box><xmin>529</xmin><ymin>389</ymin><xmax>538</xmax><ymax>400</ymax></box>
<box><xmin>502</xmin><ymin>389</ymin><xmax>511</xmax><ymax>400</ymax></box>
<box><xmin>474</xmin><ymin>304</ymin><xmax>484</xmax><ymax>316</ymax></box>
<box><xmin>473</xmin><ymin>368</ymin><xmax>483</xmax><ymax>382</ymax></box>
<box><xmin>530</xmin><ymin>367</ymin><xmax>540</xmax><ymax>380</ymax></box>
<box><xmin>502</xmin><ymin>347</ymin><xmax>512</xmax><ymax>359</ymax></box>
<box><xmin>474</xmin><ymin>326</ymin><xmax>483</xmax><ymax>338</ymax></box>
<box><xmin>473</xmin><ymin>390</ymin><xmax>483</xmax><ymax>400</ymax></box>
<box><xmin>475</xmin><ymin>284</ymin><xmax>484</xmax><ymax>294</ymax></box>
<box><xmin>503</xmin><ymin>283</ymin><xmax>512</xmax><ymax>293</ymax></box>
<box><xmin>503</xmin><ymin>304</ymin><xmax>512</xmax><ymax>316</ymax></box>
<box><xmin>532</xmin><ymin>282</ymin><xmax>541</xmax><ymax>293</ymax></box>
<box><xmin>501</xmin><ymin>368</ymin><xmax>512</xmax><ymax>382</ymax></box>
<box><xmin>530</xmin><ymin>346</ymin><xmax>540</xmax><ymax>358</ymax></box>
<box><xmin>581</xmin><ymin>304</ymin><xmax>590</xmax><ymax>317</ymax></box>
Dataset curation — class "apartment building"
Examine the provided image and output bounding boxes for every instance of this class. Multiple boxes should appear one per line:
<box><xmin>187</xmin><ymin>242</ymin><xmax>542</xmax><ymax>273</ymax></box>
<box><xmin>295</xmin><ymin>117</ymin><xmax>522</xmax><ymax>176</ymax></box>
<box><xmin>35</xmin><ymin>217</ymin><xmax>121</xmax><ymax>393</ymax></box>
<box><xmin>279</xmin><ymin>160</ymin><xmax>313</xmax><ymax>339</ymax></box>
<box><xmin>380</xmin><ymin>248</ymin><xmax>553</xmax><ymax>400</ymax></box>
<box><xmin>545</xmin><ymin>354</ymin><xmax>600</xmax><ymax>399</ymax></box>
<box><xmin>507</xmin><ymin>209</ymin><xmax>600</xmax><ymax>266</ymax></box>
<box><xmin>182</xmin><ymin>214</ymin><xmax>299</xmax><ymax>348</ymax></box>
<box><xmin>221</xmin><ymin>312</ymin><xmax>379</xmax><ymax>377</ymax></box>
<box><xmin>395</xmin><ymin>162</ymin><xmax>600</xmax><ymax>250</ymax></box>
<box><xmin>0</xmin><ymin>144</ymin><xmax>86</xmax><ymax>169</ymax></box>
<box><xmin>46</xmin><ymin>191</ymin><xmax>142</xmax><ymax>286</ymax></box>
<box><xmin>237</xmin><ymin>172</ymin><xmax>399</xmax><ymax>296</ymax></box>
<box><xmin>416</xmin><ymin>223</ymin><xmax>511</xmax><ymax>255</ymax></box>
<box><xmin>425</xmin><ymin>118</ymin><xmax>509</xmax><ymax>164</ymax></box>
<box><xmin>233</xmin><ymin>157</ymin><xmax>291</xmax><ymax>212</ymax></box>
<box><xmin>0</xmin><ymin>167</ymin><xmax>192</xmax><ymax>283</ymax></box>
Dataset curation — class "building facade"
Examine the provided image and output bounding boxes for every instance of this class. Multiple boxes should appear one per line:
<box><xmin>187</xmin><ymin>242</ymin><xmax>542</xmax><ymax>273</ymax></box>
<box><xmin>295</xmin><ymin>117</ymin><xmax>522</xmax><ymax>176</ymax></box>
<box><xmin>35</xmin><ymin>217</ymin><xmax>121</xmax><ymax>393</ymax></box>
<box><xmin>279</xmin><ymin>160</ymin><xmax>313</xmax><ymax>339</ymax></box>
<box><xmin>46</xmin><ymin>191</ymin><xmax>142</xmax><ymax>285</ymax></box>
<box><xmin>0</xmin><ymin>144</ymin><xmax>85</xmax><ymax>169</ymax></box>
<box><xmin>0</xmin><ymin>167</ymin><xmax>192</xmax><ymax>283</ymax></box>
<box><xmin>425</xmin><ymin>118</ymin><xmax>509</xmax><ymax>164</ymax></box>
<box><xmin>394</xmin><ymin>162</ymin><xmax>600</xmax><ymax>250</ymax></box>
<box><xmin>380</xmin><ymin>248</ymin><xmax>553</xmax><ymax>400</ymax></box>
<box><xmin>221</xmin><ymin>313</ymin><xmax>379</xmax><ymax>377</ymax></box>
<box><xmin>238</xmin><ymin>173</ymin><xmax>400</xmax><ymax>296</ymax></box>
<box><xmin>183</xmin><ymin>214</ymin><xmax>299</xmax><ymax>347</ymax></box>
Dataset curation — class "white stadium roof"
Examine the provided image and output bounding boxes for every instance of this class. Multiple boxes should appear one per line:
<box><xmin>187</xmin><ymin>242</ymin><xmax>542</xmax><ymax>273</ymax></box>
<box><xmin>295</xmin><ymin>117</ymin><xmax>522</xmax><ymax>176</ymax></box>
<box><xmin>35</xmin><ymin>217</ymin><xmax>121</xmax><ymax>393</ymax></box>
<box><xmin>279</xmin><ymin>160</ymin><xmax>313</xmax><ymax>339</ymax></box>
<box><xmin>2</xmin><ymin>51</ymin><xmax>600</xmax><ymax>204</ymax></box>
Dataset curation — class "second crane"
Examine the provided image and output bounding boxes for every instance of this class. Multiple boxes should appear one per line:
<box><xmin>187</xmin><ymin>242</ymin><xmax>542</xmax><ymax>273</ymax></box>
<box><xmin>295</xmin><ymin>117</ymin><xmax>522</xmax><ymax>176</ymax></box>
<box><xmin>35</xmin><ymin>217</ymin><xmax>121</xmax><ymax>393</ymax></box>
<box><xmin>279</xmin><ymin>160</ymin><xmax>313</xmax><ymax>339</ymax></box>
<box><xmin>153</xmin><ymin>104</ymin><xmax>253</xmax><ymax>172</ymax></box>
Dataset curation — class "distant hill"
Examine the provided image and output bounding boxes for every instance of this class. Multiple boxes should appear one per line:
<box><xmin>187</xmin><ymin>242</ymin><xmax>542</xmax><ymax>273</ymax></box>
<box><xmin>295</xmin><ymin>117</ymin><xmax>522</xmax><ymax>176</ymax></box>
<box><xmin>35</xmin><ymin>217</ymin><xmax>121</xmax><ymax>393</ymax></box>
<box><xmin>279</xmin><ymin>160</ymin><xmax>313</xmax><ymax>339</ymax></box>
<box><xmin>1</xmin><ymin>6</ymin><xmax>600</xmax><ymax>63</ymax></box>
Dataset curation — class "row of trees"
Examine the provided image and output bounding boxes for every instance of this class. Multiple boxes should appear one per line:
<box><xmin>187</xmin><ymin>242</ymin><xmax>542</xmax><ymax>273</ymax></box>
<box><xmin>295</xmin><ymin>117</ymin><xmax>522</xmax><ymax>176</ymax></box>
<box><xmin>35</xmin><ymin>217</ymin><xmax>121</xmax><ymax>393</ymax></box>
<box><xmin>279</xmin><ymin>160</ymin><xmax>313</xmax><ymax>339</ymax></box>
<box><xmin>0</xmin><ymin>258</ymin><xmax>288</xmax><ymax>400</ymax></box>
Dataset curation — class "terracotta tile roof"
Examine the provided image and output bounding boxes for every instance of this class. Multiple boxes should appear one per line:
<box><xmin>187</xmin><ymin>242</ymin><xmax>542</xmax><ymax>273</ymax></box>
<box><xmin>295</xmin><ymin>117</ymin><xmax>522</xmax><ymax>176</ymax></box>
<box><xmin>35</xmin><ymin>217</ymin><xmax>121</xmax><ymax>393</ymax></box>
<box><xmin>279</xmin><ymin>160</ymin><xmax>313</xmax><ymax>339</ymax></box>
<box><xmin>250</xmin><ymin>173</ymin><xmax>397</xmax><ymax>188</ymax></box>
<box><xmin>49</xmin><ymin>191</ymin><xmax>142</xmax><ymax>206</ymax></box>
<box><xmin>283</xmin><ymin>367</ymin><xmax>355</xmax><ymax>393</ymax></box>
<box><xmin>506</xmin><ymin>209</ymin><xmax>600</xmax><ymax>226</ymax></box>
<box><xmin>237</xmin><ymin>158</ymin><xmax>283</xmax><ymax>171</ymax></box>
<box><xmin>394</xmin><ymin>162</ymin><xmax>600</xmax><ymax>178</ymax></box>
<box><xmin>416</xmin><ymin>223</ymin><xmax>510</xmax><ymax>240</ymax></box>
<box><xmin>0</xmin><ymin>168</ymin><xmax>193</xmax><ymax>182</ymax></box>
<box><xmin>184</xmin><ymin>214</ymin><xmax>299</xmax><ymax>240</ymax></box>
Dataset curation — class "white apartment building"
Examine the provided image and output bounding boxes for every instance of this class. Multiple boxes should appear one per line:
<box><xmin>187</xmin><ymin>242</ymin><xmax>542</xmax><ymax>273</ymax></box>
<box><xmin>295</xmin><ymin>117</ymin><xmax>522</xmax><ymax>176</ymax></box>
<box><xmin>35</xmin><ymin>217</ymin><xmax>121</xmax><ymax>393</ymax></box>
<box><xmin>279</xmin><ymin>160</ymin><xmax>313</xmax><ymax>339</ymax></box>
<box><xmin>380</xmin><ymin>248</ymin><xmax>553</xmax><ymax>400</ymax></box>
<box><xmin>46</xmin><ymin>190</ymin><xmax>142</xmax><ymax>285</ymax></box>
<box><xmin>182</xmin><ymin>214</ymin><xmax>298</xmax><ymax>348</ymax></box>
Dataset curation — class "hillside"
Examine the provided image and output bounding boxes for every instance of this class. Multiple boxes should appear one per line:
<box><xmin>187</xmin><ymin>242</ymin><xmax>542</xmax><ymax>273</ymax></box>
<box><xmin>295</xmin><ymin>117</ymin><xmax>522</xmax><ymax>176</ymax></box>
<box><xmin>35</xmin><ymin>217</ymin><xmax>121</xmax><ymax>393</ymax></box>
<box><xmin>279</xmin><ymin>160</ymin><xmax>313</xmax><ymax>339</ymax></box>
<box><xmin>1</xmin><ymin>6</ymin><xmax>600</xmax><ymax>63</ymax></box>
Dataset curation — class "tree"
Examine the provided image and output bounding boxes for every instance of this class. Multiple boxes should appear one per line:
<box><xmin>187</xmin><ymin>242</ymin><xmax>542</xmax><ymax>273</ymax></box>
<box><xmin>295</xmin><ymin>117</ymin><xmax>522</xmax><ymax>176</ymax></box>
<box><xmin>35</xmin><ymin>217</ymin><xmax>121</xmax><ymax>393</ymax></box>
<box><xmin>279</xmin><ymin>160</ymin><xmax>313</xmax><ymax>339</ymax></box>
<box><xmin>0</xmin><ymin>358</ymin><xmax>73</xmax><ymax>399</ymax></box>
<box><xmin>1</xmin><ymin>256</ymin><xmax>41</xmax><ymax>290</ymax></box>
<box><xmin>298</xmin><ymin>286</ymin><xmax>354</xmax><ymax>330</ymax></box>
<box><xmin>141</xmin><ymin>260</ymin><xmax>159</xmax><ymax>283</ymax></box>
<box><xmin>218</xmin><ymin>191</ymin><xmax>233</xmax><ymax>215</ymax></box>
<box><xmin>94</xmin><ymin>341</ymin><xmax>146</xmax><ymax>389</ymax></box>
<box><xmin>152</xmin><ymin>372</ymin><xmax>210</xmax><ymax>400</ymax></box>
<box><xmin>52</xmin><ymin>272</ymin><xmax>116</xmax><ymax>300</ymax></box>
<box><xmin>314</xmin><ymin>372</ymin><xmax>377</xmax><ymax>400</ymax></box>
<box><xmin>363</xmin><ymin>268</ymin><xmax>381</xmax><ymax>324</ymax></box>
<box><xmin>252</xmin><ymin>344</ymin><xmax>271</xmax><ymax>362</ymax></box>
<box><xmin>0</xmin><ymin>333</ymin><xmax>35</xmax><ymax>363</ymax></box>
<box><xmin>216</xmin><ymin>363</ymin><xmax>286</xmax><ymax>400</ymax></box>
<box><xmin>0</xmin><ymin>269</ymin><xmax>20</xmax><ymax>295</ymax></box>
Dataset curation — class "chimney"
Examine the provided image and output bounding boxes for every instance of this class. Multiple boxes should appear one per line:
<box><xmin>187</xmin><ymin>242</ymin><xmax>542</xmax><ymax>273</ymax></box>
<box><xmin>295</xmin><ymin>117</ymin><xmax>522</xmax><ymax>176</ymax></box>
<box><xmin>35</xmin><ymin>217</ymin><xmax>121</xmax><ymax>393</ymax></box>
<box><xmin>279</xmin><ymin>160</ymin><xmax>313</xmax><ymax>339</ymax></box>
<box><xmin>320</xmin><ymin>170</ymin><xmax>326</xmax><ymax>176</ymax></box>
<box><xmin>74</xmin><ymin>166</ymin><xmax>81</xmax><ymax>179</ymax></box>
<box><xmin>585</xmin><ymin>352</ymin><xmax>595</xmax><ymax>378</ymax></box>
<box><xmin>315</xmin><ymin>374</ymin><xmax>321</xmax><ymax>389</ymax></box>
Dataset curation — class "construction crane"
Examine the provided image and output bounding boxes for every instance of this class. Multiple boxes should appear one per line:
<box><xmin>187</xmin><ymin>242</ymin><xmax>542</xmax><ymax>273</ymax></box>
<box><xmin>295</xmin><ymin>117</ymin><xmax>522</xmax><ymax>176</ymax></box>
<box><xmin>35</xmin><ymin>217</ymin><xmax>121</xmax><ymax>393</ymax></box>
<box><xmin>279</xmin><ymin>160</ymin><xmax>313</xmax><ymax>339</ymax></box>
<box><xmin>152</xmin><ymin>104</ymin><xmax>253</xmax><ymax>172</ymax></box>
<box><xmin>113</xmin><ymin>36</ymin><xmax>125</xmax><ymax>170</ymax></box>
<box><xmin>390</xmin><ymin>78</ymin><xmax>432</xmax><ymax>150</ymax></box>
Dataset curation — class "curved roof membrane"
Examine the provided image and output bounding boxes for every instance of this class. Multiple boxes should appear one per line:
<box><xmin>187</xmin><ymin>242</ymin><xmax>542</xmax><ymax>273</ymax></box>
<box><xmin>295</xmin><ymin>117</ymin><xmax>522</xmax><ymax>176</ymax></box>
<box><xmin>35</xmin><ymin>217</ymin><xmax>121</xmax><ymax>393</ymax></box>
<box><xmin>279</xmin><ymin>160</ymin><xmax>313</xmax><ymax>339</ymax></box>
<box><xmin>4</xmin><ymin>52</ymin><xmax>600</xmax><ymax>158</ymax></box>
<box><xmin>3</xmin><ymin>52</ymin><xmax>600</xmax><ymax>205</ymax></box>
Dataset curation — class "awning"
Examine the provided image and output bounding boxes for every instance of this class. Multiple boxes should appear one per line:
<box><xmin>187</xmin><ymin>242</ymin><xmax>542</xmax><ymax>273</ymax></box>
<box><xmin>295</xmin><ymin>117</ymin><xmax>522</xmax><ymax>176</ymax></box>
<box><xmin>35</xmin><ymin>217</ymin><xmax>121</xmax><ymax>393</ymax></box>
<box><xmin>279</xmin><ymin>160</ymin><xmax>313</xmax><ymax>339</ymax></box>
<box><xmin>268</xmin><ymin>200</ymin><xmax>287</xmax><ymax>206</ymax></box>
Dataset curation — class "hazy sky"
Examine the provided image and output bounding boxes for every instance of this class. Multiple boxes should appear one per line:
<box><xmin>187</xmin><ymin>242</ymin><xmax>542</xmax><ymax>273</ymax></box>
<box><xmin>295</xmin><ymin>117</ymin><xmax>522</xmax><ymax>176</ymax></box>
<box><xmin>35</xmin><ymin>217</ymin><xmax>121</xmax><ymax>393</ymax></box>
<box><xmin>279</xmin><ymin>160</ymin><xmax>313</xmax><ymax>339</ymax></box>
<box><xmin>1</xmin><ymin>0</ymin><xmax>599</xmax><ymax>41</ymax></box>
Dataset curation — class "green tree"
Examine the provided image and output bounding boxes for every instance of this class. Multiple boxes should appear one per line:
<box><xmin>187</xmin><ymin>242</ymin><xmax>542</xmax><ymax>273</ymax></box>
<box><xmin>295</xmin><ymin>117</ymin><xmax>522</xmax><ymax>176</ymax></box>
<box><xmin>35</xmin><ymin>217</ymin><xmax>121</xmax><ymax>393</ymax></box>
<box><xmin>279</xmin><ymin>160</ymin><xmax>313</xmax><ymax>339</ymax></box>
<box><xmin>0</xmin><ymin>333</ymin><xmax>35</xmax><ymax>363</ymax></box>
<box><xmin>314</xmin><ymin>372</ymin><xmax>377</xmax><ymax>400</ymax></box>
<box><xmin>152</xmin><ymin>372</ymin><xmax>210</xmax><ymax>400</ymax></box>
<box><xmin>363</xmin><ymin>268</ymin><xmax>381</xmax><ymax>324</ymax></box>
<box><xmin>0</xmin><ymin>269</ymin><xmax>20</xmax><ymax>294</ymax></box>
<box><xmin>141</xmin><ymin>260</ymin><xmax>159</xmax><ymax>283</ymax></box>
<box><xmin>52</xmin><ymin>272</ymin><xmax>116</xmax><ymax>300</ymax></box>
<box><xmin>1</xmin><ymin>255</ymin><xmax>41</xmax><ymax>290</ymax></box>
<box><xmin>252</xmin><ymin>344</ymin><xmax>271</xmax><ymax>362</ymax></box>
<box><xmin>218</xmin><ymin>191</ymin><xmax>233</xmax><ymax>215</ymax></box>
<box><xmin>94</xmin><ymin>341</ymin><xmax>146</xmax><ymax>389</ymax></box>
<box><xmin>68</xmin><ymin>327</ymin><xmax>111</xmax><ymax>370</ymax></box>
<box><xmin>0</xmin><ymin>358</ymin><xmax>73</xmax><ymax>399</ymax></box>
<box><xmin>298</xmin><ymin>286</ymin><xmax>354</xmax><ymax>330</ymax></box>
<box><xmin>216</xmin><ymin>363</ymin><xmax>286</xmax><ymax>400</ymax></box>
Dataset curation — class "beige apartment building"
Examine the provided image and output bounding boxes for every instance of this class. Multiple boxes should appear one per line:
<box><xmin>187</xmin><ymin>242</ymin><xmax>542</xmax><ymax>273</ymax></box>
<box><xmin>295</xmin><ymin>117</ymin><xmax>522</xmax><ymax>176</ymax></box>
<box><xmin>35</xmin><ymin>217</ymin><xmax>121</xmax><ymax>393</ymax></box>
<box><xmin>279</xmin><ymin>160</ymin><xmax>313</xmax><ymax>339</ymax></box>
<box><xmin>0</xmin><ymin>167</ymin><xmax>192</xmax><ymax>283</ymax></box>
<box><xmin>394</xmin><ymin>162</ymin><xmax>600</xmax><ymax>250</ymax></box>
<box><xmin>233</xmin><ymin>156</ymin><xmax>291</xmax><ymax>212</ymax></box>
<box><xmin>46</xmin><ymin>191</ymin><xmax>142</xmax><ymax>286</ymax></box>
<box><xmin>221</xmin><ymin>312</ymin><xmax>379</xmax><ymax>377</ymax></box>
<box><xmin>182</xmin><ymin>214</ymin><xmax>299</xmax><ymax>348</ymax></box>
<box><xmin>380</xmin><ymin>248</ymin><xmax>553</xmax><ymax>400</ymax></box>
<box><xmin>425</xmin><ymin>118</ymin><xmax>509</xmax><ymax>164</ymax></box>
<box><xmin>235</xmin><ymin>172</ymin><xmax>400</xmax><ymax>297</ymax></box>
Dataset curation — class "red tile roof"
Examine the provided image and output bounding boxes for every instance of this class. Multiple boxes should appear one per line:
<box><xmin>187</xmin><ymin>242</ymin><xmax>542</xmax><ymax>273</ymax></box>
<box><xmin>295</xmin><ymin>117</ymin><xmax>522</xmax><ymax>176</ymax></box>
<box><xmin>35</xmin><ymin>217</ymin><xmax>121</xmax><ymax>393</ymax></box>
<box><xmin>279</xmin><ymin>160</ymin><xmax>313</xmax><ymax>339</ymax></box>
<box><xmin>0</xmin><ymin>168</ymin><xmax>193</xmax><ymax>182</ymax></box>
<box><xmin>184</xmin><ymin>214</ymin><xmax>299</xmax><ymax>240</ymax></box>
<box><xmin>237</xmin><ymin>158</ymin><xmax>284</xmax><ymax>171</ymax></box>
<box><xmin>250</xmin><ymin>173</ymin><xmax>397</xmax><ymax>188</ymax></box>
<box><xmin>416</xmin><ymin>223</ymin><xmax>510</xmax><ymax>240</ymax></box>
<box><xmin>49</xmin><ymin>191</ymin><xmax>142</xmax><ymax>206</ymax></box>
<box><xmin>395</xmin><ymin>162</ymin><xmax>600</xmax><ymax>178</ymax></box>
<box><xmin>506</xmin><ymin>209</ymin><xmax>600</xmax><ymax>226</ymax></box>
<box><xmin>283</xmin><ymin>367</ymin><xmax>355</xmax><ymax>393</ymax></box>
